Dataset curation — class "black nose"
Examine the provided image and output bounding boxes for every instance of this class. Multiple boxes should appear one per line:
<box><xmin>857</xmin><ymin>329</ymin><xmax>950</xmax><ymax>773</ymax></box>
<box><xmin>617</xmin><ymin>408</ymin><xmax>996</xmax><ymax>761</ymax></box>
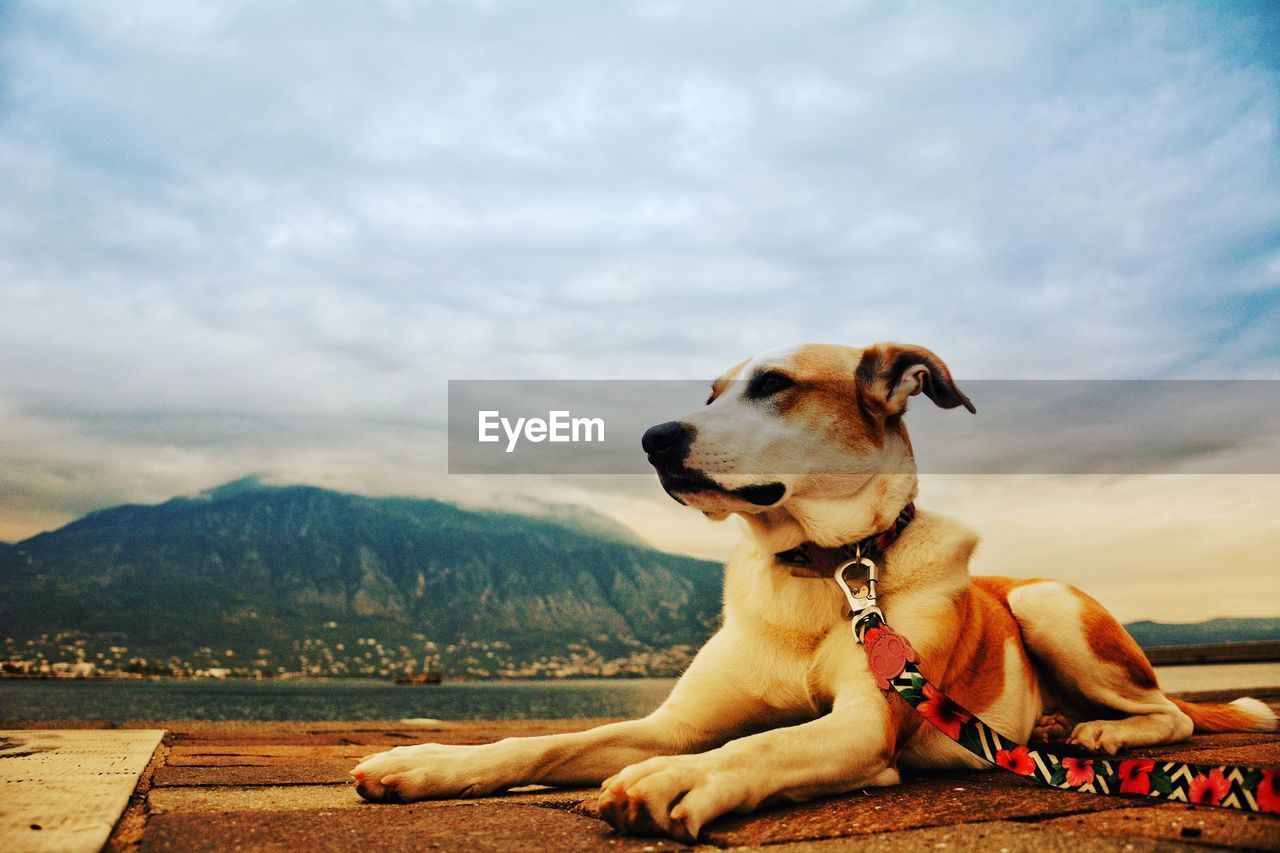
<box><xmin>642</xmin><ymin>421</ymin><xmax>691</xmax><ymax>458</ymax></box>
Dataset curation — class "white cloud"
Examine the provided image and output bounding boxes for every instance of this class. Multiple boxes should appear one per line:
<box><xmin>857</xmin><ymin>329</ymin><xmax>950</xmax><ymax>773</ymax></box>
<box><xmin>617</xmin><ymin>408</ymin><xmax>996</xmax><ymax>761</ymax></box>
<box><xmin>1</xmin><ymin>1</ymin><xmax>1278</xmax><ymax>618</ymax></box>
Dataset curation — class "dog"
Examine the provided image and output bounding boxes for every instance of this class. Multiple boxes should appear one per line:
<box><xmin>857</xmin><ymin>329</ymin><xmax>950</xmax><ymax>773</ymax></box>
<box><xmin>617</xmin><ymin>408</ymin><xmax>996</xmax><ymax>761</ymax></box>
<box><xmin>352</xmin><ymin>342</ymin><xmax>1276</xmax><ymax>841</ymax></box>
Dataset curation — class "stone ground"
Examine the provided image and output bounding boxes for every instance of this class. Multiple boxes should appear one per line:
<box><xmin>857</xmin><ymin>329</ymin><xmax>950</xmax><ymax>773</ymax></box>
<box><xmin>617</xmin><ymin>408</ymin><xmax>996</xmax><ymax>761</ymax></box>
<box><xmin>5</xmin><ymin>715</ymin><xmax>1277</xmax><ymax>852</ymax></box>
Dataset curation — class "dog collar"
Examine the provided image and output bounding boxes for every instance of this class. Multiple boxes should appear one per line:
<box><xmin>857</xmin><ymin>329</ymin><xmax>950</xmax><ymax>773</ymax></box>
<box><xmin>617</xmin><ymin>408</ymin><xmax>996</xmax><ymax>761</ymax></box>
<box><xmin>774</xmin><ymin>502</ymin><xmax>915</xmax><ymax>579</ymax></box>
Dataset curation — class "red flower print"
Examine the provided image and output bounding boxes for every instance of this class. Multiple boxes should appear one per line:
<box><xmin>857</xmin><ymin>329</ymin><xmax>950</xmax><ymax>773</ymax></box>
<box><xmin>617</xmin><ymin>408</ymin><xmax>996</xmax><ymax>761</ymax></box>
<box><xmin>1117</xmin><ymin>759</ymin><xmax>1155</xmax><ymax>795</ymax></box>
<box><xmin>995</xmin><ymin>745</ymin><xmax>1036</xmax><ymax>776</ymax></box>
<box><xmin>1257</xmin><ymin>769</ymin><xmax>1280</xmax><ymax>814</ymax></box>
<box><xmin>916</xmin><ymin>682</ymin><xmax>972</xmax><ymax>741</ymax></box>
<box><xmin>1188</xmin><ymin>768</ymin><xmax>1231</xmax><ymax>806</ymax></box>
<box><xmin>1061</xmin><ymin>757</ymin><xmax>1095</xmax><ymax>787</ymax></box>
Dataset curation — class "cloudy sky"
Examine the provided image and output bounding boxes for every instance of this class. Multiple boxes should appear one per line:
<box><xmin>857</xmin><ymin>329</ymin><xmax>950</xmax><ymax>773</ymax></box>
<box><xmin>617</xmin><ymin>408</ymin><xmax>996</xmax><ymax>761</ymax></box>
<box><xmin>1</xmin><ymin>1</ymin><xmax>1278</xmax><ymax>621</ymax></box>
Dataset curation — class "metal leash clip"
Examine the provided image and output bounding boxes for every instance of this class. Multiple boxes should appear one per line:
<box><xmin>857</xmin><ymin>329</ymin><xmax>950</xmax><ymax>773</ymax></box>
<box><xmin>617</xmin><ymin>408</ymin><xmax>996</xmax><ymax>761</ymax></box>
<box><xmin>832</xmin><ymin>546</ymin><xmax>883</xmax><ymax>643</ymax></box>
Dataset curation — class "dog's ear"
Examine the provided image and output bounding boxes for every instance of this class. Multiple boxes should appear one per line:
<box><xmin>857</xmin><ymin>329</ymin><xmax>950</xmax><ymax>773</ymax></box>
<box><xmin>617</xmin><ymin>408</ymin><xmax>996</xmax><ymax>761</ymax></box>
<box><xmin>856</xmin><ymin>343</ymin><xmax>975</xmax><ymax>416</ymax></box>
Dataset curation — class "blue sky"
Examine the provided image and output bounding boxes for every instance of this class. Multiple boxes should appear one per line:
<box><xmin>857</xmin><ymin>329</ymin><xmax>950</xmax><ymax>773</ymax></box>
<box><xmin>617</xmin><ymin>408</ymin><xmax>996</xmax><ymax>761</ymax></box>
<box><xmin>1</xmin><ymin>2</ymin><xmax>1278</xmax><ymax>619</ymax></box>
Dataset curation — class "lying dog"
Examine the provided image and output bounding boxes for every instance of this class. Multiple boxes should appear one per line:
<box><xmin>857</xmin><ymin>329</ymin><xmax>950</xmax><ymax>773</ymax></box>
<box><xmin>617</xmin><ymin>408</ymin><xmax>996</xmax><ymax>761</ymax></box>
<box><xmin>353</xmin><ymin>342</ymin><xmax>1275</xmax><ymax>841</ymax></box>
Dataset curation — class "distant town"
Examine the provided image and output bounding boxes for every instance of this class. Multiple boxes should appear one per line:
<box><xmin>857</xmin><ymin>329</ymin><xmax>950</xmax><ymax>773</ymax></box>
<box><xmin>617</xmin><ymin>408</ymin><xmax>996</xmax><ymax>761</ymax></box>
<box><xmin>1</xmin><ymin>631</ymin><xmax>697</xmax><ymax>681</ymax></box>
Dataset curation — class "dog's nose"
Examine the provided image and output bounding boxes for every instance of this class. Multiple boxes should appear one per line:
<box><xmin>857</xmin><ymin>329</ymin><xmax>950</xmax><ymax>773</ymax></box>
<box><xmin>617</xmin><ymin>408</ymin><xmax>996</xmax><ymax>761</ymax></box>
<box><xmin>642</xmin><ymin>421</ymin><xmax>690</xmax><ymax>458</ymax></box>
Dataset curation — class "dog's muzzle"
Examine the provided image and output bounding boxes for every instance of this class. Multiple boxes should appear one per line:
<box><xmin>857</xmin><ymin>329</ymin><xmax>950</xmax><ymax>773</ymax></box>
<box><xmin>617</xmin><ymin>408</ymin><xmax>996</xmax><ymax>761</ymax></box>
<box><xmin>642</xmin><ymin>421</ymin><xmax>786</xmax><ymax>507</ymax></box>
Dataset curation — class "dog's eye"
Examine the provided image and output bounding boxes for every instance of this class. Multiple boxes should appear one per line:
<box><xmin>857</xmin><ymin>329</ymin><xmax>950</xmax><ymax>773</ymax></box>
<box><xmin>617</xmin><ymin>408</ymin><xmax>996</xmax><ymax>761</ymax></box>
<box><xmin>748</xmin><ymin>371</ymin><xmax>794</xmax><ymax>399</ymax></box>
<box><xmin>761</xmin><ymin>374</ymin><xmax>790</xmax><ymax>394</ymax></box>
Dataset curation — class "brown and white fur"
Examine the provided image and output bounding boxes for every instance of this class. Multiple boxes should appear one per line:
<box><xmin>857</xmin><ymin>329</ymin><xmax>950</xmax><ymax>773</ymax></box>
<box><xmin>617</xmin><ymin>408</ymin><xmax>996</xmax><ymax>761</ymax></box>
<box><xmin>352</xmin><ymin>342</ymin><xmax>1275</xmax><ymax>841</ymax></box>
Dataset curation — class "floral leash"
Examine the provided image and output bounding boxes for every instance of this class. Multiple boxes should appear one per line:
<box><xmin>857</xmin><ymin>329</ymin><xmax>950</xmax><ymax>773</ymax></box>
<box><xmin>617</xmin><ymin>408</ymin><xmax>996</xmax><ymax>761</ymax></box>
<box><xmin>833</xmin><ymin>555</ymin><xmax>1280</xmax><ymax>814</ymax></box>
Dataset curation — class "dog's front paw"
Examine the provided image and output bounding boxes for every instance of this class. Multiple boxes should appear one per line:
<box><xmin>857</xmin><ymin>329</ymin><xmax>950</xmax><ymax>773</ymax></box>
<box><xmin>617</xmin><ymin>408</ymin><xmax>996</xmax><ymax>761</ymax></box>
<box><xmin>351</xmin><ymin>743</ymin><xmax>503</xmax><ymax>803</ymax></box>
<box><xmin>1067</xmin><ymin>721</ymin><xmax>1123</xmax><ymax>756</ymax></box>
<box><xmin>1032</xmin><ymin>710</ymin><xmax>1072</xmax><ymax>743</ymax></box>
<box><xmin>597</xmin><ymin>754</ymin><xmax>744</xmax><ymax>842</ymax></box>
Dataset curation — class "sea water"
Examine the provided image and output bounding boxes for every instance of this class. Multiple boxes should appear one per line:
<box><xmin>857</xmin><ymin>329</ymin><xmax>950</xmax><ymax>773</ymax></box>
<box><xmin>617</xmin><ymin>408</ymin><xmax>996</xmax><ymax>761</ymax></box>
<box><xmin>1</xmin><ymin>664</ymin><xmax>1275</xmax><ymax>723</ymax></box>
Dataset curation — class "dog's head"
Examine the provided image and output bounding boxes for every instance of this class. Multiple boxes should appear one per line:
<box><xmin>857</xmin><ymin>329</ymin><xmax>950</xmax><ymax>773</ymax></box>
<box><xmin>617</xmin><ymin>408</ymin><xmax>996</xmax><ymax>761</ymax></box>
<box><xmin>642</xmin><ymin>343</ymin><xmax>974</xmax><ymax>518</ymax></box>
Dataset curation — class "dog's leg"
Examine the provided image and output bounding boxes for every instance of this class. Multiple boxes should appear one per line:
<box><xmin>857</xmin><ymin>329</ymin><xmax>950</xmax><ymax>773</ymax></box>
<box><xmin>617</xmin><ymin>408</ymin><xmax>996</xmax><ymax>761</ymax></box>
<box><xmin>1007</xmin><ymin>580</ymin><xmax>1193</xmax><ymax>755</ymax></box>
<box><xmin>597</xmin><ymin>682</ymin><xmax>898</xmax><ymax>842</ymax></box>
<box><xmin>352</xmin><ymin>630</ymin><xmax>767</xmax><ymax>802</ymax></box>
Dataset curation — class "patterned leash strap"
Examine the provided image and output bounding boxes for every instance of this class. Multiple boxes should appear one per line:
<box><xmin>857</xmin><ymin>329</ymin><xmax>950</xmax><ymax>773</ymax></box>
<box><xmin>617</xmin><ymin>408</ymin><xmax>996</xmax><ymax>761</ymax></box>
<box><xmin>858</xmin><ymin>613</ymin><xmax>1280</xmax><ymax>814</ymax></box>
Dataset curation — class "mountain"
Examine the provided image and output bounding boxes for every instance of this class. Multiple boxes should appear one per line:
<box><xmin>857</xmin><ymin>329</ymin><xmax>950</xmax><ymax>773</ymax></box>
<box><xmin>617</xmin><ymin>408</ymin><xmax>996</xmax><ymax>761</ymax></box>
<box><xmin>1123</xmin><ymin>618</ymin><xmax>1280</xmax><ymax>648</ymax></box>
<box><xmin>4</xmin><ymin>480</ymin><xmax>1272</xmax><ymax>680</ymax></box>
<box><xmin>513</xmin><ymin>502</ymin><xmax>647</xmax><ymax>547</ymax></box>
<box><xmin>0</xmin><ymin>479</ymin><xmax>722</xmax><ymax>677</ymax></box>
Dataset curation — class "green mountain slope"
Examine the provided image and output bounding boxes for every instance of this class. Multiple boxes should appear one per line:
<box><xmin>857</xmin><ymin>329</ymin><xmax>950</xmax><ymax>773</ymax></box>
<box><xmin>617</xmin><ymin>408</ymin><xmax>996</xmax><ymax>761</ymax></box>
<box><xmin>1124</xmin><ymin>618</ymin><xmax>1280</xmax><ymax>647</ymax></box>
<box><xmin>0</xmin><ymin>479</ymin><xmax>722</xmax><ymax>677</ymax></box>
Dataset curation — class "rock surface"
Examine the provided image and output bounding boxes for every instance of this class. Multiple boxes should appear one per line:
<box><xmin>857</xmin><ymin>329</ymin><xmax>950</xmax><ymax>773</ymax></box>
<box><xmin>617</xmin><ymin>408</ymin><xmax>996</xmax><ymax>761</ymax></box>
<box><xmin>4</xmin><ymin>719</ymin><xmax>1276</xmax><ymax>851</ymax></box>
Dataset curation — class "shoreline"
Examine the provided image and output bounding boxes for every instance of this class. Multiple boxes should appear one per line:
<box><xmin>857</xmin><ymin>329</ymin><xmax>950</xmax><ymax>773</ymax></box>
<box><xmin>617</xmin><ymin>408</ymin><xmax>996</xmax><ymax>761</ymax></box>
<box><xmin>0</xmin><ymin>672</ymin><xmax>678</xmax><ymax>683</ymax></box>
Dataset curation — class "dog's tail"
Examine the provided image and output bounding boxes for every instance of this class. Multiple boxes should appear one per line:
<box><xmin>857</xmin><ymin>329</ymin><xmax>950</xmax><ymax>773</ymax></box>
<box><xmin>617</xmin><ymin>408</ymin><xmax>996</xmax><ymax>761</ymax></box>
<box><xmin>1170</xmin><ymin>696</ymin><xmax>1277</xmax><ymax>734</ymax></box>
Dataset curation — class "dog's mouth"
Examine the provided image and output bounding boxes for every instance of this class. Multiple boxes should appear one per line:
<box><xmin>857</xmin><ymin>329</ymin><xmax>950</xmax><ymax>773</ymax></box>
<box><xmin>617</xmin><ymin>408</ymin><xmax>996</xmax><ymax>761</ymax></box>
<box><xmin>654</xmin><ymin>464</ymin><xmax>786</xmax><ymax>508</ymax></box>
